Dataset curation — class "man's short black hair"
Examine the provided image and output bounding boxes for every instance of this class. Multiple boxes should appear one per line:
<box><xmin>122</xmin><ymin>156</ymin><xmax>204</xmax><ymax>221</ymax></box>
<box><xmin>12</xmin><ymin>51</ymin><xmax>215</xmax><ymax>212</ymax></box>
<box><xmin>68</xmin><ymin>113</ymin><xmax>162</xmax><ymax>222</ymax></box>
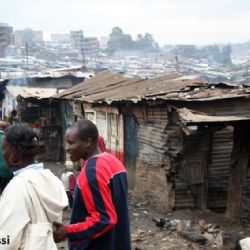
<box><xmin>72</xmin><ymin>119</ymin><xmax>98</xmax><ymax>142</ymax></box>
<box><xmin>5</xmin><ymin>123</ymin><xmax>39</xmax><ymax>160</ymax></box>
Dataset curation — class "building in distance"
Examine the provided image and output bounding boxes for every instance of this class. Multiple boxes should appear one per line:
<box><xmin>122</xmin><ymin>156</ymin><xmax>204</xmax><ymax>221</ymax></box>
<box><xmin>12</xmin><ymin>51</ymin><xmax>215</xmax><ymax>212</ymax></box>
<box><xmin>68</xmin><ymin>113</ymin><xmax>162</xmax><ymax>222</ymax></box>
<box><xmin>0</xmin><ymin>22</ymin><xmax>13</xmax><ymax>57</ymax></box>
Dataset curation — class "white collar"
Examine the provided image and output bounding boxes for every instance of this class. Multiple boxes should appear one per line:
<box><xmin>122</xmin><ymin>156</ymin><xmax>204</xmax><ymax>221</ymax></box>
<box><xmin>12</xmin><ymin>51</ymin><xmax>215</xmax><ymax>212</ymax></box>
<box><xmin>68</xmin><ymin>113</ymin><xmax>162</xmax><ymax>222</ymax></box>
<box><xmin>13</xmin><ymin>163</ymin><xmax>44</xmax><ymax>176</ymax></box>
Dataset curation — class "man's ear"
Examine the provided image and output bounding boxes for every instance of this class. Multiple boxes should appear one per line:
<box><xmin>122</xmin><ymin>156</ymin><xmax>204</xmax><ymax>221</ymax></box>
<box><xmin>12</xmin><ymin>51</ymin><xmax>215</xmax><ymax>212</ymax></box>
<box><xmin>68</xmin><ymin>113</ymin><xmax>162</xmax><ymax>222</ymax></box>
<box><xmin>9</xmin><ymin>150</ymin><xmax>22</xmax><ymax>167</ymax></box>
<box><xmin>84</xmin><ymin>138</ymin><xmax>92</xmax><ymax>148</ymax></box>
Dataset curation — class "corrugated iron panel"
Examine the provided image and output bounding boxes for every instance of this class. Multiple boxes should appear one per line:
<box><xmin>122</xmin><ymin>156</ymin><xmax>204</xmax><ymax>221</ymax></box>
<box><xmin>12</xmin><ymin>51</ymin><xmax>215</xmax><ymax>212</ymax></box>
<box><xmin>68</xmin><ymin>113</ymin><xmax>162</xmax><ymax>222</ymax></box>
<box><xmin>207</xmin><ymin>129</ymin><xmax>233</xmax><ymax>211</ymax></box>
<box><xmin>137</xmin><ymin>124</ymin><xmax>167</xmax><ymax>165</ymax></box>
<box><xmin>143</xmin><ymin>107</ymin><xmax>168</xmax><ymax>121</ymax></box>
<box><xmin>215</xmin><ymin>104</ymin><xmax>250</xmax><ymax>118</ymax></box>
<box><xmin>175</xmin><ymin>178</ymin><xmax>194</xmax><ymax>208</ymax></box>
<box><xmin>241</xmin><ymin>178</ymin><xmax>250</xmax><ymax>223</ymax></box>
<box><xmin>54</xmin><ymin>70</ymin><xmax>250</xmax><ymax>104</ymax></box>
<box><xmin>54</xmin><ymin>70</ymin><xmax>207</xmax><ymax>103</ymax></box>
<box><xmin>7</xmin><ymin>86</ymin><xmax>58</xmax><ymax>99</ymax></box>
<box><xmin>178</xmin><ymin>108</ymin><xmax>250</xmax><ymax>124</ymax></box>
<box><xmin>175</xmin><ymin>133</ymin><xmax>204</xmax><ymax>209</ymax></box>
<box><xmin>165</xmin><ymin>124</ymin><xmax>183</xmax><ymax>156</ymax></box>
<box><xmin>136</xmin><ymin>108</ymin><xmax>168</xmax><ymax>166</ymax></box>
<box><xmin>124</xmin><ymin>115</ymin><xmax>138</xmax><ymax>188</ymax></box>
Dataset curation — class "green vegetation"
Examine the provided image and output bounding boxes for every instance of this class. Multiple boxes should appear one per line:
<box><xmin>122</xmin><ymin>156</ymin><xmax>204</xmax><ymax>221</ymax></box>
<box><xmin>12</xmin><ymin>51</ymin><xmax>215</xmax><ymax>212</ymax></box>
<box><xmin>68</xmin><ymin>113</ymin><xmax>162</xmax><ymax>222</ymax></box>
<box><xmin>174</xmin><ymin>44</ymin><xmax>232</xmax><ymax>65</ymax></box>
<box><xmin>106</xmin><ymin>27</ymin><xmax>160</xmax><ymax>54</ymax></box>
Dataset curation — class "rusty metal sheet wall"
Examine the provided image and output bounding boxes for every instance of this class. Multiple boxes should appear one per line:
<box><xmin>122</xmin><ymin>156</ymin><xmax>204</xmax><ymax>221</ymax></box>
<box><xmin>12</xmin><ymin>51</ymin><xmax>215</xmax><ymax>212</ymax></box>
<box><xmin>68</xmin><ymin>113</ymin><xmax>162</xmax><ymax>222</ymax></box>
<box><xmin>215</xmin><ymin>102</ymin><xmax>250</xmax><ymax>118</ymax></box>
<box><xmin>134</xmin><ymin>107</ymin><xmax>168</xmax><ymax>166</ymax></box>
<box><xmin>174</xmin><ymin>129</ymin><xmax>233</xmax><ymax>210</ymax></box>
<box><xmin>242</xmin><ymin>179</ymin><xmax>250</xmax><ymax>223</ymax></box>
<box><xmin>207</xmin><ymin>129</ymin><xmax>233</xmax><ymax>211</ymax></box>
<box><xmin>55</xmin><ymin>70</ymin><xmax>206</xmax><ymax>103</ymax></box>
<box><xmin>175</xmin><ymin>133</ymin><xmax>204</xmax><ymax>209</ymax></box>
<box><xmin>174</xmin><ymin>178</ymin><xmax>194</xmax><ymax>208</ymax></box>
<box><xmin>143</xmin><ymin>107</ymin><xmax>168</xmax><ymax>121</ymax></box>
<box><xmin>137</xmin><ymin>120</ymin><xmax>167</xmax><ymax>166</ymax></box>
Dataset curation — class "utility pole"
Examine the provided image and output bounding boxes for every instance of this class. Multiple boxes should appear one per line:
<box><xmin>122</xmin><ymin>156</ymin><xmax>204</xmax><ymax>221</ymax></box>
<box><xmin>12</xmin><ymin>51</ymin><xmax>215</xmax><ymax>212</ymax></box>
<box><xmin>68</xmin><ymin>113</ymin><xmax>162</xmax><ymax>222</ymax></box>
<box><xmin>81</xmin><ymin>33</ymin><xmax>86</xmax><ymax>70</ymax></box>
<box><xmin>81</xmin><ymin>46</ymin><xmax>86</xmax><ymax>70</ymax></box>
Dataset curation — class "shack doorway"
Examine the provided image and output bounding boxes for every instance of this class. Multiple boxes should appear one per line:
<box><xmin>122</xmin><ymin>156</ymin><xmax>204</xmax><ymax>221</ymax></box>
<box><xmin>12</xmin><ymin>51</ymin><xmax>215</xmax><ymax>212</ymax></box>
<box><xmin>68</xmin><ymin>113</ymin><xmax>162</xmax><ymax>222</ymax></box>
<box><xmin>207</xmin><ymin>127</ymin><xmax>234</xmax><ymax>213</ymax></box>
<box><xmin>124</xmin><ymin>115</ymin><xmax>138</xmax><ymax>189</ymax></box>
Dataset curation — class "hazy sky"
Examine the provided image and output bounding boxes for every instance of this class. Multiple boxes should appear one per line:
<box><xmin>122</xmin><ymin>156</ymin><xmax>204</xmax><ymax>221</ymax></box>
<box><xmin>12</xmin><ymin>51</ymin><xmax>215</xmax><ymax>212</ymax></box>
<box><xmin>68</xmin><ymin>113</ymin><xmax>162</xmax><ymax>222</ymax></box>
<box><xmin>1</xmin><ymin>0</ymin><xmax>250</xmax><ymax>45</ymax></box>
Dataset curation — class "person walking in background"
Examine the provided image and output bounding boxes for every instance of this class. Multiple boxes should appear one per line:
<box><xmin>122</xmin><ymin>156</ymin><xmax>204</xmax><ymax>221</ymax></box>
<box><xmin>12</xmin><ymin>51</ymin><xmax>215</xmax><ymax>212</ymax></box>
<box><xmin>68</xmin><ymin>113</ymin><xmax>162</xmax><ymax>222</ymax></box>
<box><xmin>0</xmin><ymin>123</ymin><xmax>68</xmax><ymax>249</ymax></box>
<box><xmin>53</xmin><ymin>119</ymin><xmax>131</xmax><ymax>250</ymax></box>
<box><xmin>92</xmin><ymin>121</ymin><xmax>107</xmax><ymax>152</ymax></box>
<box><xmin>61</xmin><ymin>160</ymin><xmax>76</xmax><ymax>208</ymax></box>
<box><xmin>0</xmin><ymin>121</ymin><xmax>12</xmax><ymax>194</ymax></box>
<box><xmin>97</xmin><ymin>134</ymin><xmax>106</xmax><ymax>152</ymax></box>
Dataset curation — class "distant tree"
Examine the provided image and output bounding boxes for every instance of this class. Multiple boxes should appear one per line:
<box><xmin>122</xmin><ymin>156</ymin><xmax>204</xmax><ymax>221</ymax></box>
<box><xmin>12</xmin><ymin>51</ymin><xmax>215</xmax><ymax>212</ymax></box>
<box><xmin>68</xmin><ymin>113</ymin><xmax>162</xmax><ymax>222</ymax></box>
<box><xmin>111</xmin><ymin>26</ymin><xmax>123</xmax><ymax>36</ymax></box>
<box><xmin>135</xmin><ymin>33</ymin><xmax>159</xmax><ymax>51</ymax></box>
<box><xmin>122</xmin><ymin>34</ymin><xmax>134</xmax><ymax>49</ymax></box>
<box><xmin>173</xmin><ymin>44</ymin><xmax>232</xmax><ymax>65</ymax></box>
<box><xmin>107</xmin><ymin>27</ymin><xmax>134</xmax><ymax>53</ymax></box>
<box><xmin>106</xmin><ymin>27</ymin><xmax>160</xmax><ymax>54</ymax></box>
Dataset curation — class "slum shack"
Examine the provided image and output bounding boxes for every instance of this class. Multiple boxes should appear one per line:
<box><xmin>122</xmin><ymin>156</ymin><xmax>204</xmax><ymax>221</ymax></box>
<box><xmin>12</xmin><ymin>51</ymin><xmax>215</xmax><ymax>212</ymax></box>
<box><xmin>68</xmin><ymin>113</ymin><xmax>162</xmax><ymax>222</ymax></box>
<box><xmin>0</xmin><ymin>72</ymin><xmax>87</xmax><ymax>160</ymax></box>
<box><xmin>2</xmin><ymin>86</ymin><xmax>74</xmax><ymax>161</ymax></box>
<box><xmin>55</xmin><ymin>70</ymin><xmax>250</xmax><ymax>221</ymax></box>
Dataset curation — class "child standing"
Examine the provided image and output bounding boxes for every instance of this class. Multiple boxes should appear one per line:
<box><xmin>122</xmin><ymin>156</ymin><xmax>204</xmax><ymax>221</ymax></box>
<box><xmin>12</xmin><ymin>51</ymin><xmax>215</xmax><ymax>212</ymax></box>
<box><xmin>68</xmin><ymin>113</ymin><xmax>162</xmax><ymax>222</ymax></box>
<box><xmin>61</xmin><ymin>161</ymin><xmax>76</xmax><ymax>208</ymax></box>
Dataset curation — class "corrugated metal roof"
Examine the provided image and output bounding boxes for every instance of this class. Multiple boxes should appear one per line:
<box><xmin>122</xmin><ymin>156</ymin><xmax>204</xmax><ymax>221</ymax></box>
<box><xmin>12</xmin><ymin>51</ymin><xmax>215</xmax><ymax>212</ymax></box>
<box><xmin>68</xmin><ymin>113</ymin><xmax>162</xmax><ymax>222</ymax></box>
<box><xmin>54</xmin><ymin>70</ymin><xmax>250</xmax><ymax>103</ymax></box>
<box><xmin>6</xmin><ymin>86</ymin><xmax>59</xmax><ymax>99</ymax></box>
<box><xmin>0</xmin><ymin>70</ymin><xmax>91</xmax><ymax>81</ymax></box>
<box><xmin>177</xmin><ymin>108</ymin><xmax>250</xmax><ymax>124</ymax></box>
<box><xmin>54</xmin><ymin>70</ymin><xmax>206</xmax><ymax>103</ymax></box>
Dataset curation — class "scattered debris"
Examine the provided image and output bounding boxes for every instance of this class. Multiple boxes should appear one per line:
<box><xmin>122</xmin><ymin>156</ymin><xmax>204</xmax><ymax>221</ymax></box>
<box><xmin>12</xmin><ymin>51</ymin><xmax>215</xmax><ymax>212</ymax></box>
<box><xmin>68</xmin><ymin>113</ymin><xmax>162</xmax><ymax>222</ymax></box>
<box><xmin>179</xmin><ymin>230</ymin><xmax>207</xmax><ymax>245</ymax></box>
<box><xmin>152</xmin><ymin>217</ymin><xmax>241</xmax><ymax>249</ymax></box>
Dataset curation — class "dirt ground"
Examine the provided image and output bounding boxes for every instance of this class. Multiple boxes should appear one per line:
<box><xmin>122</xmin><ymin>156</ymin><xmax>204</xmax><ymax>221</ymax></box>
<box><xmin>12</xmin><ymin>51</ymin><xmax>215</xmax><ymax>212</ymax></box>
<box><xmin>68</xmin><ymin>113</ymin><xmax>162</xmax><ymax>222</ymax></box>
<box><xmin>45</xmin><ymin>162</ymin><xmax>249</xmax><ymax>250</ymax></box>
<box><xmin>57</xmin><ymin>195</ymin><xmax>195</xmax><ymax>250</ymax></box>
<box><xmin>128</xmin><ymin>194</ymin><xmax>249</xmax><ymax>250</ymax></box>
<box><xmin>56</xmin><ymin>193</ymin><xmax>250</xmax><ymax>250</ymax></box>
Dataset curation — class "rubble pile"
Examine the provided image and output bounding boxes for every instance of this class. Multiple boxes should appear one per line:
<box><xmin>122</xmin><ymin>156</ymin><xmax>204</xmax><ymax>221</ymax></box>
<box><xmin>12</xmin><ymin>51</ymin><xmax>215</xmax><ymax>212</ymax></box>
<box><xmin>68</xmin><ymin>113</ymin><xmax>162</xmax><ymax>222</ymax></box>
<box><xmin>153</xmin><ymin>217</ymin><xmax>240</xmax><ymax>249</ymax></box>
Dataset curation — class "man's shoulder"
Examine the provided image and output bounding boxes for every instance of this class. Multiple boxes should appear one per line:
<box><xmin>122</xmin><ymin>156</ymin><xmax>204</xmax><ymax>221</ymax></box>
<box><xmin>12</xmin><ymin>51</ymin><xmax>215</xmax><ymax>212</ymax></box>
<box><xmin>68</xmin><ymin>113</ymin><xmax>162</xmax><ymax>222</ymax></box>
<box><xmin>86</xmin><ymin>153</ymin><xmax>112</xmax><ymax>164</ymax></box>
<box><xmin>98</xmin><ymin>152</ymin><xmax>114</xmax><ymax>159</ymax></box>
<box><xmin>85</xmin><ymin>153</ymin><xmax>125</xmax><ymax>170</ymax></box>
<box><xmin>96</xmin><ymin>153</ymin><xmax>126</xmax><ymax>173</ymax></box>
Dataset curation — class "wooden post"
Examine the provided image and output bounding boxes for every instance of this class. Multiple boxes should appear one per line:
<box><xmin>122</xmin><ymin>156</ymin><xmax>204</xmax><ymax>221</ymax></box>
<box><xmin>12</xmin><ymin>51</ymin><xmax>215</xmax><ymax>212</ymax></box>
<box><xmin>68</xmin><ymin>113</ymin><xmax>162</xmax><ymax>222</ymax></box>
<box><xmin>225</xmin><ymin>126</ymin><xmax>250</xmax><ymax>221</ymax></box>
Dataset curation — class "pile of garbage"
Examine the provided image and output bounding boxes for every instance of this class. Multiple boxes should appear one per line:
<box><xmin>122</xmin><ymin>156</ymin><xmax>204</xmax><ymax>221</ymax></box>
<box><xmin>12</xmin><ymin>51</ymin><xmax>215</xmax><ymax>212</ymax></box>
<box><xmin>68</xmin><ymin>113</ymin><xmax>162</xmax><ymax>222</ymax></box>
<box><xmin>153</xmin><ymin>217</ymin><xmax>240</xmax><ymax>249</ymax></box>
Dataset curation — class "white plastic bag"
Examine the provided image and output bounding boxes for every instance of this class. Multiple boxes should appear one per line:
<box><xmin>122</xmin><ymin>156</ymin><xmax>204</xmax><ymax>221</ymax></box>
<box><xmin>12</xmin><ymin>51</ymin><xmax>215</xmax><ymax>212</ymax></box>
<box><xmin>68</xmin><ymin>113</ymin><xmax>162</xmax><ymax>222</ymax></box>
<box><xmin>240</xmin><ymin>237</ymin><xmax>250</xmax><ymax>250</ymax></box>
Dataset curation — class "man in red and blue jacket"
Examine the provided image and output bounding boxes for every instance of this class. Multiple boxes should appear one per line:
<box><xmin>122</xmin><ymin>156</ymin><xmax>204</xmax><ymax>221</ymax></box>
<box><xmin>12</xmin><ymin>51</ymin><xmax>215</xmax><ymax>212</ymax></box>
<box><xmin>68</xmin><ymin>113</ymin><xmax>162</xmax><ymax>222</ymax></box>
<box><xmin>53</xmin><ymin>119</ymin><xmax>131</xmax><ymax>250</ymax></box>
